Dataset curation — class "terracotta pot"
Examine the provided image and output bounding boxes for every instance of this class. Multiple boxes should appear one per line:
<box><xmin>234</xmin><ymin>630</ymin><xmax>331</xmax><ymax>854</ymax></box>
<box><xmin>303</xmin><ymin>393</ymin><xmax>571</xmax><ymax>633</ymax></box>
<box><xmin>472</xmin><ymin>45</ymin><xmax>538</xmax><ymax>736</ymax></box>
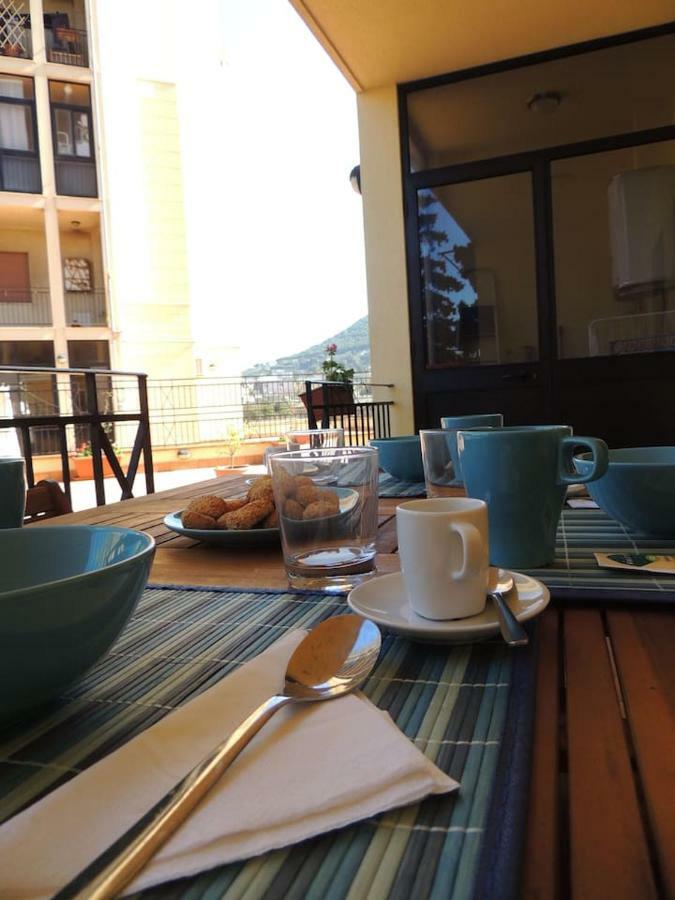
<box><xmin>298</xmin><ymin>385</ymin><xmax>354</xmax><ymax>411</ymax></box>
<box><xmin>72</xmin><ymin>455</ymin><xmax>126</xmax><ymax>479</ymax></box>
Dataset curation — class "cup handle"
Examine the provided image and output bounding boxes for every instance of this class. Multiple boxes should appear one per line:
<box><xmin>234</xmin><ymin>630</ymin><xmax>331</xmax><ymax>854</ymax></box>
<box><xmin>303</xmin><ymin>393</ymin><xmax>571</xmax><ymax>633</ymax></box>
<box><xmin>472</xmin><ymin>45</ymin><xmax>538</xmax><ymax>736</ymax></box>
<box><xmin>448</xmin><ymin>521</ymin><xmax>483</xmax><ymax>580</ymax></box>
<box><xmin>558</xmin><ymin>436</ymin><xmax>609</xmax><ymax>485</ymax></box>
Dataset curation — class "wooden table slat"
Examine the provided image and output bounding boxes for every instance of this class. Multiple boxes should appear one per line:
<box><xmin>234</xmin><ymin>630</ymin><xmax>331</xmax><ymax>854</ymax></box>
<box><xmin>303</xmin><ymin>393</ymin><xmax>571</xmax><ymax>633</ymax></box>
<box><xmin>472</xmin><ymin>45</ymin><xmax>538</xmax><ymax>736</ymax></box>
<box><xmin>565</xmin><ymin>609</ymin><xmax>657</xmax><ymax>900</ymax></box>
<box><xmin>608</xmin><ymin>610</ymin><xmax>675</xmax><ymax>896</ymax></box>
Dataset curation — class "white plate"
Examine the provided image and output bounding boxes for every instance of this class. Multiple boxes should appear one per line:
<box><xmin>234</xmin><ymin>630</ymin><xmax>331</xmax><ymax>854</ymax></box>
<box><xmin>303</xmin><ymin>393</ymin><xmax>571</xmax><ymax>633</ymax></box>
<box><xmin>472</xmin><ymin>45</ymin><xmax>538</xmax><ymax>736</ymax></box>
<box><xmin>347</xmin><ymin>569</ymin><xmax>549</xmax><ymax>643</ymax></box>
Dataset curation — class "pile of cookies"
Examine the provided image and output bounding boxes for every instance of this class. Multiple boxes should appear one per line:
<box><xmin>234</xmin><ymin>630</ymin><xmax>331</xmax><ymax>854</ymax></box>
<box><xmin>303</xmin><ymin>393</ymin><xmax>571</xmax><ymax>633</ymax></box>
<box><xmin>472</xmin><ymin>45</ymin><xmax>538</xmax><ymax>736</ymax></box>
<box><xmin>276</xmin><ymin>472</ymin><xmax>341</xmax><ymax>520</ymax></box>
<box><xmin>181</xmin><ymin>476</ymin><xmax>278</xmax><ymax>531</ymax></box>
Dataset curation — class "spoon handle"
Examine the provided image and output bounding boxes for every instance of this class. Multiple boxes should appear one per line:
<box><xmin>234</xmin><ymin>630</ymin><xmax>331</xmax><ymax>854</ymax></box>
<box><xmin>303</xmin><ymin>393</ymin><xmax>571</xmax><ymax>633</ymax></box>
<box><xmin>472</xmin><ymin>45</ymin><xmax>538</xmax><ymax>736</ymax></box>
<box><xmin>58</xmin><ymin>694</ymin><xmax>290</xmax><ymax>900</ymax></box>
<box><xmin>489</xmin><ymin>592</ymin><xmax>529</xmax><ymax>646</ymax></box>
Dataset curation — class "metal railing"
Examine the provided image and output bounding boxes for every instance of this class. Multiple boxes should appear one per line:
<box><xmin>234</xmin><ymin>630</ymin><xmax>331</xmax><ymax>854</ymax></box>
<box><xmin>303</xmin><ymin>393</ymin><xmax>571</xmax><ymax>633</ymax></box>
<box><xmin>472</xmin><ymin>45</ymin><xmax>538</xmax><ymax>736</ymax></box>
<box><xmin>304</xmin><ymin>381</ymin><xmax>394</xmax><ymax>443</ymax></box>
<box><xmin>66</xmin><ymin>290</ymin><xmax>107</xmax><ymax>326</ymax></box>
<box><xmin>0</xmin><ymin>22</ymin><xmax>31</xmax><ymax>59</ymax></box>
<box><xmin>45</xmin><ymin>25</ymin><xmax>88</xmax><ymax>66</ymax></box>
<box><xmin>0</xmin><ymin>151</ymin><xmax>41</xmax><ymax>193</ymax></box>
<box><xmin>0</xmin><ymin>288</ymin><xmax>52</xmax><ymax>326</ymax></box>
<box><xmin>55</xmin><ymin>158</ymin><xmax>97</xmax><ymax>198</ymax></box>
<box><xmin>0</xmin><ymin>366</ymin><xmax>154</xmax><ymax>507</ymax></box>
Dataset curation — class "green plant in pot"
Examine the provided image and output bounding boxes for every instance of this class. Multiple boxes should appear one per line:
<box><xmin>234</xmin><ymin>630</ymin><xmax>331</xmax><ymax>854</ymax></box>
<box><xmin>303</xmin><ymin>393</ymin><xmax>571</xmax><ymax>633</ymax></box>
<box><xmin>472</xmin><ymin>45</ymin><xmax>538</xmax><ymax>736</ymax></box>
<box><xmin>300</xmin><ymin>344</ymin><xmax>355</xmax><ymax>411</ymax></box>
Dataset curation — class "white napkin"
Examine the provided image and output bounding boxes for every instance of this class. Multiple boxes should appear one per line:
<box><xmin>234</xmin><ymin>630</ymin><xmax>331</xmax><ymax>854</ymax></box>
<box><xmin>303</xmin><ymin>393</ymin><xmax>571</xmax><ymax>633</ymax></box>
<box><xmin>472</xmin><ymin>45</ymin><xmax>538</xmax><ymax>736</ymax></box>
<box><xmin>0</xmin><ymin>630</ymin><xmax>457</xmax><ymax>898</ymax></box>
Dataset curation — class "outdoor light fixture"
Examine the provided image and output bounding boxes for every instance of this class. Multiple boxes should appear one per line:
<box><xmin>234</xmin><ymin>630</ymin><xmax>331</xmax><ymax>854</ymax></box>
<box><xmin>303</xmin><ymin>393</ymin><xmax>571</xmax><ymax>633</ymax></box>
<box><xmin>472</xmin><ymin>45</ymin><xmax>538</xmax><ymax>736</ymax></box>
<box><xmin>526</xmin><ymin>91</ymin><xmax>562</xmax><ymax>114</ymax></box>
<box><xmin>70</xmin><ymin>220</ymin><xmax>81</xmax><ymax>230</ymax></box>
<box><xmin>349</xmin><ymin>164</ymin><xmax>362</xmax><ymax>195</ymax></box>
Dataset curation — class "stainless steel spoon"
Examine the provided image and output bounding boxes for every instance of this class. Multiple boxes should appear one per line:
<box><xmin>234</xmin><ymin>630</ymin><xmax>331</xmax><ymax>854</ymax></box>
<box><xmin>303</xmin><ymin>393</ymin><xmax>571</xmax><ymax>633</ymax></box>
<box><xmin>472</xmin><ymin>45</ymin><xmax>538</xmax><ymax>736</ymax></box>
<box><xmin>64</xmin><ymin>615</ymin><xmax>382</xmax><ymax>900</ymax></box>
<box><xmin>488</xmin><ymin>571</ymin><xmax>529</xmax><ymax>646</ymax></box>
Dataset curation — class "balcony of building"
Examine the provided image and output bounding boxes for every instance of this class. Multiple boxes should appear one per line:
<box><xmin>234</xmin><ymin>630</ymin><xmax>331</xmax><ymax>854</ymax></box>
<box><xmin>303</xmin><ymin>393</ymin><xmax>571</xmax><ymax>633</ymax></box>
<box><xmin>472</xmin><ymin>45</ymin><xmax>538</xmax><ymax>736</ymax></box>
<box><xmin>0</xmin><ymin>6</ymin><xmax>31</xmax><ymax>60</ymax></box>
<box><xmin>50</xmin><ymin>80</ymin><xmax>97</xmax><ymax>197</ymax></box>
<box><xmin>43</xmin><ymin>0</ymin><xmax>89</xmax><ymax>68</ymax></box>
<box><xmin>0</xmin><ymin>73</ymin><xmax>41</xmax><ymax>193</ymax></box>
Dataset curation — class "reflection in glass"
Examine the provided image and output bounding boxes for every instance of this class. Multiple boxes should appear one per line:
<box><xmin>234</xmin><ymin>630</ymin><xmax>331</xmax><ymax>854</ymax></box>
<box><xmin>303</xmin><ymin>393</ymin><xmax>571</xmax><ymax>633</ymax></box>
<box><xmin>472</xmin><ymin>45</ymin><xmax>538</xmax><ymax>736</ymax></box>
<box><xmin>552</xmin><ymin>141</ymin><xmax>675</xmax><ymax>359</ymax></box>
<box><xmin>417</xmin><ymin>174</ymin><xmax>538</xmax><ymax>367</ymax></box>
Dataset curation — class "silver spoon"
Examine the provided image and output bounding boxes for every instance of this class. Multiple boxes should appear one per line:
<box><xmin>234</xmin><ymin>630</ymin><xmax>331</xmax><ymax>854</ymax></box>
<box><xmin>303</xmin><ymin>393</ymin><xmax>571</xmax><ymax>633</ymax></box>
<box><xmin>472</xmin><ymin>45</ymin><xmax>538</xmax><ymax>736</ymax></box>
<box><xmin>488</xmin><ymin>570</ymin><xmax>529</xmax><ymax>646</ymax></box>
<box><xmin>64</xmin><ymin>615</ymin><xmax>382</xmax><ymax>900</ymax></box>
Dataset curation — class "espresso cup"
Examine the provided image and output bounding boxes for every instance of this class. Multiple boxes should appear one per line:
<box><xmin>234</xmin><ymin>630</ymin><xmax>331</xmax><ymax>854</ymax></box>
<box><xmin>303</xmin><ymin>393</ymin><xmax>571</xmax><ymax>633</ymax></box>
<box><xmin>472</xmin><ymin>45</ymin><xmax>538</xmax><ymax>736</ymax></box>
<box><xmin>396</xmin><ymin>497</ymin><xmax>489</xmax><ymax>619</ymax></box>
<box><xmin>0</xmin><ymin>457</ymin><xmax>26</xmax><ymax>528</ymax></box>
<box><xmin>458</xmin><ymin>426</ymin><xmax>608</xmax><ymax>569</ymax></box>
<box><xmin>440</xmin><ymin>414</ymin><xmax>503</xmax><ymax>483</ymax></box>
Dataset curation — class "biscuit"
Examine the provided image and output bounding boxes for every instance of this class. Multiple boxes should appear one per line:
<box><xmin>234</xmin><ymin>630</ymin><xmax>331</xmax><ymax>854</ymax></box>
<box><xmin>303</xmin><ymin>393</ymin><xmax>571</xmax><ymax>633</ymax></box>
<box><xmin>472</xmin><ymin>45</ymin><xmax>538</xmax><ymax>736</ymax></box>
<box><xmin>262</xmin><ymin>508</ymin><xmax>279</xmax><ymax>528</ymax></box>
<box><xmin>295</xmin><ymin>483</ymin><xmax>321</xmax><ymax>508</ymax></box>
<box><xmin>182</xmin><ymin>510</ymin><xmax>216</xmax><ymax>529</ymax></box>
<box><xmin>220</xmin><ymin>499</ymin><xmax>273</xmax><ymax>530</ymax></box>
<box><xmin>186</xmin><ymin>495</ymin><xmax>227</xmax><ymax>519</ymax></box>
<box><xmin>221</xmin><ymin>498</ymin><xmax>249</xmax><ymax>512</ymax></box>
<box><xmin>317</xmin><ymin>488</ymin><xmax>340</xmax><ymax>512</ymax></box>
<box><xmin>248</xmin><ymin>476</ymin><xmax>274</xmax><ymax>503</ymax></box>
<box><xmin>274</xmin><ymin>467</ymin><xmax>297</xmax><ymax>499</ymax></box>
<box><xmin>303</xmin><ymin>500</ymin><xmax>338</xmax><ymax>520</ymax></box>
<box><xmin>283</xmin><ymin>498</ymin><xmax>305</xmax><ymax>520</ymax></box>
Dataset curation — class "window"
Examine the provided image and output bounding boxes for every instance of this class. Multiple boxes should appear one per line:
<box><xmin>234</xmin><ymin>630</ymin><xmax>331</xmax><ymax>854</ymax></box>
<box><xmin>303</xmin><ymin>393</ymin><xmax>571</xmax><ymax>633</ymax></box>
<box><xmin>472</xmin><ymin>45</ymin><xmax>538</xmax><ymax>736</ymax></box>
<box><xmin>0</xmin><ymin>75</ymin><xmax>40</xmax><ymax>192</ymax></box>
<box><xmin>49</xmin><ymin>81</ymin><xmax>97</xmax><ymax>197</ymax></box>
<box><xmin>0</xmin><ymin>251</ymin><xmax>30</xmax><ymax>302</ymax></box>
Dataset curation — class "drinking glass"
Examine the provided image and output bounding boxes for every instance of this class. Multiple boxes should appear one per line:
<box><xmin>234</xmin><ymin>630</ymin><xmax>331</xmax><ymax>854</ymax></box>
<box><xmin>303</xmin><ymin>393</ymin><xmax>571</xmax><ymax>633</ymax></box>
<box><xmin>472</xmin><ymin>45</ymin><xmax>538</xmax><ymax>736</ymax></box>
<box><xmin>285</xmin><ymin>428</ymin><xmax>345</xmax><ymax>451</ymax></box>
<box><xmin>270</xmin><ymin>447</ymin><xmax>379</xmax><ymax>592</ymax></box>
<box><xmin>285</xmin><ymin>428</ymin><xmax>345</xmax><ymax>483</ymax></box>
<box><xmin>420</xmin><ymin>430</ymin><xmax>462</xmax><ymax>497</ymax></box>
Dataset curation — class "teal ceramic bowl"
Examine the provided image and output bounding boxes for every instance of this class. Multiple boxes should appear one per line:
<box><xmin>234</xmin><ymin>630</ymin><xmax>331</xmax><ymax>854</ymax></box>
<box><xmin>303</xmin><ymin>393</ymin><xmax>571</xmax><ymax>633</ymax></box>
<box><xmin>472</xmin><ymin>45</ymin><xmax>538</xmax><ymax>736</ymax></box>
<box><xmin>574</xmin><ymin>447</ymin><xmax>675</xmax><ymax>536</ymax></box>
<box><xmin>370</xmin><ymin>436</ymin><xmax>424</xmax><ymax>482</ymax></box>
<box><xmin>0</xmin><ymin>526</ymin><xmax>155</xmax><ymax>720</ymax></box>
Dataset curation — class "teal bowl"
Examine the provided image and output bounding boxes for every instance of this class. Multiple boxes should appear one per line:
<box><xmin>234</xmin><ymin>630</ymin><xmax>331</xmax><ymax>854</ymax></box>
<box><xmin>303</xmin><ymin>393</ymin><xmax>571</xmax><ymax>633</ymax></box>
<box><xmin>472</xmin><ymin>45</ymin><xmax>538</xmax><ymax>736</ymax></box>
<box><xmin>0</xmin><ymin>526</ymin><xmax>155</xmax><ymax>720</ymax></box>
<box><xmin>370</xmin><ymin>436</ymin><xmax>424</xmax><ymax>482</ymax></box>
<box><xmin>574</xmin><ymin>447</ymin><xmax>675</xmax><ymax>536</ymax></box>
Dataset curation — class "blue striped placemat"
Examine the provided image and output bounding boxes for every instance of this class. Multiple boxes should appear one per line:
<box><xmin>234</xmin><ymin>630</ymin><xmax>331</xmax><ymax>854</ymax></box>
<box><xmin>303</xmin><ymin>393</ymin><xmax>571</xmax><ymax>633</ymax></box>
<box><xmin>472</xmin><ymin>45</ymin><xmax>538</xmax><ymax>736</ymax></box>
<box><xmin>0</xmin><ymin>585</ymin><xmax>537</xmax><ymax>900</ymax></box>
<box><xmin>526</xmin><ymin>508</ymin><xmax>675</xmax><ymax>602</ymax></box>
<box><xmin>378</xmin><ymin>473</ymin><xmax>427</xmax><ymax>497</ymax></box>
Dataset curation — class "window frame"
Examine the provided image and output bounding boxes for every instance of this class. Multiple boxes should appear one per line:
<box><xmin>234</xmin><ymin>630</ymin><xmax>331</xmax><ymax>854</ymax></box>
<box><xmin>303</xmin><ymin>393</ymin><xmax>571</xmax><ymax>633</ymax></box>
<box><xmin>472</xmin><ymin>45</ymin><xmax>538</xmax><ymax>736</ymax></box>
<box><xmin>0</xmin><ymin>75</ymin><xmax>41</xmax><ymax>193</ymax></box>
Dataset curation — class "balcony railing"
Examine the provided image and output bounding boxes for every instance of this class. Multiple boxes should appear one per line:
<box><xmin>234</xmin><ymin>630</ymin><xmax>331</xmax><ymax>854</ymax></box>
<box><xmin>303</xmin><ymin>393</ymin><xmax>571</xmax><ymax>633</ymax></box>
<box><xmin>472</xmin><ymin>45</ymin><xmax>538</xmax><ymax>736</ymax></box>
<box><xmin>0</xmin><ymin>21</ymin><xmax>32</xmax><ymax>59</ymax></box>
<box><xmin>0</xmin><ymin>151</ymin><xmax>41</xmax><ymax>194</ymax></box>
<box><xmin>0</xmin><ymin>289</ymin><xmax>52</xmax><ymax>326</ymax></box>
<box><xmin>54</xmin><ymin>158</ymin><xmax>97</xmax><ymax>197</ymax></box>
<box><xmin>66</xmin><ymin>290</ymin><xmax>107</xmax><ymax>326</ymax></box>
<box><xmin>0</xmin><ymin>366</ymin><xmax>154</xmax><ymax>507</ymax></box>
<box><xmin>45</xmin><ymin>25</ymin><xmax>88</xmax><ymax>67</ymax></box>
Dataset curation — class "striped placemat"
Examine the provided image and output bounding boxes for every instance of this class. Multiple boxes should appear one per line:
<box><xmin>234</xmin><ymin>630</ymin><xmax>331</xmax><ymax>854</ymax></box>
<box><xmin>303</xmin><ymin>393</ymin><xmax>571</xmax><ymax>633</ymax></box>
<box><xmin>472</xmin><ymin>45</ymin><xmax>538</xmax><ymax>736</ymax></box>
<box><xmin>378</xmin><ymin>472</ymin><xmax>427</xmax><ymax>497</ymax></box>
<box><xmin>0</xmin><ymin>585</ymin><xmax>537</xmax><ymax>900</ymax></box>
<box><xmin>525</xmin><ymin>508</ymin><xmax>675</xmax><ymax>602</ymax></box>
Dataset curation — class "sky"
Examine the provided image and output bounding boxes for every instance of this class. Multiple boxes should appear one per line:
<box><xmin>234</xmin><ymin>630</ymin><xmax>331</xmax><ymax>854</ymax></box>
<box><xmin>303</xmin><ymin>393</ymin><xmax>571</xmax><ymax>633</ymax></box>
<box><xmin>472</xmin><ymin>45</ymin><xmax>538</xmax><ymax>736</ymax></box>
<box><xmin>184</xmin><ymin>0</ymin><xmax>368</xmax><ymax>371</ymax></box>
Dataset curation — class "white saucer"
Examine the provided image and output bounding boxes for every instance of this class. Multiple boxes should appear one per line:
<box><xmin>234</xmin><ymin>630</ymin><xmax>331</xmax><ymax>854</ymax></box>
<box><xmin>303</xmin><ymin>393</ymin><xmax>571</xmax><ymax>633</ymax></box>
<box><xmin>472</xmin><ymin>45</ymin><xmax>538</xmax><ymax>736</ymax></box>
<box><xmin>347</xmin><ymin>569</ymin><xmax>550</xmax><ymax>643</ymax></box>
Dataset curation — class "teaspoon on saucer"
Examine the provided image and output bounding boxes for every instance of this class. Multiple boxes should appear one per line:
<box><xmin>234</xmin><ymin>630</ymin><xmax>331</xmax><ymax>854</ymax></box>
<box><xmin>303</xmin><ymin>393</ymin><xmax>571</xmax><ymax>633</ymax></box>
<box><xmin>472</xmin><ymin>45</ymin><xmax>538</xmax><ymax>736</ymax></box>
<box><xmin>488</xmin><ymin>571</ymin><xmax>529</xmax><ymax>646</ymax></box>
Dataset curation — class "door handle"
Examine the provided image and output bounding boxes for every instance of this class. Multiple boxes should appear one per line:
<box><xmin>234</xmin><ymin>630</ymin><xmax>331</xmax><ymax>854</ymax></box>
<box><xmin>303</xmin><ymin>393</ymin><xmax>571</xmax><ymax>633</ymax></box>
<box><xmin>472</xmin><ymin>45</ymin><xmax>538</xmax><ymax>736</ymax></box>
<box><xmin>501</xmin><ymin>371</ymin><xmax>537</xmax><ymax>383</ymax></box>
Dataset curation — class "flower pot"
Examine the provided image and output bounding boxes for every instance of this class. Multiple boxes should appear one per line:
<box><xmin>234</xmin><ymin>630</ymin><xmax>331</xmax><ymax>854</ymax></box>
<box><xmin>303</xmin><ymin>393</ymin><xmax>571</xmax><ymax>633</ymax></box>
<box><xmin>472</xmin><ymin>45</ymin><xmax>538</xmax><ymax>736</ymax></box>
<box><xmin>72</xmin><ymin>455</ymin><xmax>126</xmax><ymax>479</ymax></box>
<box><xmin>299</xmin><ymin>385</ymin><xmax>354</xmax><ymax>411</ymax></box>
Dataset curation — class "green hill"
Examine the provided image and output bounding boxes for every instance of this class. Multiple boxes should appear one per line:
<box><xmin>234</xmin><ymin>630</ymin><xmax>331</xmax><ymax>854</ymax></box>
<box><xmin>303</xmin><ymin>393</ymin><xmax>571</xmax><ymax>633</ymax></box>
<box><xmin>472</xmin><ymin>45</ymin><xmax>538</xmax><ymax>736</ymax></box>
<box><xmin>244</xmin><ymin>317</ymin><xmax>371</xmax><ymax>377</ymax></box>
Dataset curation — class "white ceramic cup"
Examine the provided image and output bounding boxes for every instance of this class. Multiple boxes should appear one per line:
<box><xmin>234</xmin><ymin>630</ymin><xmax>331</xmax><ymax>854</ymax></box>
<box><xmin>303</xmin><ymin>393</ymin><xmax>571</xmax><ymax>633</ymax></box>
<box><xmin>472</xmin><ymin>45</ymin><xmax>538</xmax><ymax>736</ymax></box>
<box><xmin>396</xmin><ymin>497</ymin><xmax>489</xmax><ymax>620</ymax></box>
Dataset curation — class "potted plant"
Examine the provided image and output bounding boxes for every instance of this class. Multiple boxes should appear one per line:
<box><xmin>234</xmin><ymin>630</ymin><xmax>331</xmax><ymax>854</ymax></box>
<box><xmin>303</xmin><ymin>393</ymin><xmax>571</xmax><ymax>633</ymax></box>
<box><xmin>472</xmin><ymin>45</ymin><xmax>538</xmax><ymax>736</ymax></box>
<box><xmin>299</xmin><ymin>344</ymin><xmax>355</xmax><ymax>411</ymax></box>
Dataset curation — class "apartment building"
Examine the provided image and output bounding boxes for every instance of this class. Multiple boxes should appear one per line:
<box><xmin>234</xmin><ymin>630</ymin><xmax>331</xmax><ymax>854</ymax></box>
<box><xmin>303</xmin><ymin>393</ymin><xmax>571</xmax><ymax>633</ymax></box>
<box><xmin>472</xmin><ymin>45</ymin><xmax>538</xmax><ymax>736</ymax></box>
<box><xmin>0</xmin><ymin>0</ymin><xmax>220</xmax><ymax>380</ymax></box>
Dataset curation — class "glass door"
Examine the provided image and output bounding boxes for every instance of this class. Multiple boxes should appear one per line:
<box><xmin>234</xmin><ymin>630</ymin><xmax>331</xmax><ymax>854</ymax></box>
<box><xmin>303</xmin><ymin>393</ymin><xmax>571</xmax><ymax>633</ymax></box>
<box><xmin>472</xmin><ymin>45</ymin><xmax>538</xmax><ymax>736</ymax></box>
<box><xmin>411</xmin><ymin>170</ymin><xmax>549</xmax><ymax>426</ymax></box>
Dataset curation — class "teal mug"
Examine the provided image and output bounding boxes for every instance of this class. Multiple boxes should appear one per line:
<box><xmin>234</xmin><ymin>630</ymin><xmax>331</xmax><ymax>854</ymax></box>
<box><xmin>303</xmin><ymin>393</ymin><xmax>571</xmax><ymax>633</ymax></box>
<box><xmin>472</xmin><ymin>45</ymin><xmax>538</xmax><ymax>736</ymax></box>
<box><xmin>0</xmin><ymin>457</ymin><xmax>26</xmax><ymax>528</ymax></box>
<box><xmin>440</xmin><ymin>414</ymin><xmax>503</xmax><ymax>484</ymax></box>
<box><xmin>458</xmin><ymin>426</ymin><xmax>608</xmax><ymax>568</ymax></box>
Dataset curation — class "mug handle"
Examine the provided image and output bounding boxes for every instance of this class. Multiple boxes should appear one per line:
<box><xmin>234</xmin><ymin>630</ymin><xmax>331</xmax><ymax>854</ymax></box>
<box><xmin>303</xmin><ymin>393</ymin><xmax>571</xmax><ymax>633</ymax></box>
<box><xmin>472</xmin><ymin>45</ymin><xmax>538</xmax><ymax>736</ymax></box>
<box><xmin>558</xmin><ymin>436</ymin><xmax>609</xmax><ymax>485</ymax></box>
<box><xmin>448</xmin><ymin>521</ymin><xmax>483</xmax><ymax>580</ymax></box>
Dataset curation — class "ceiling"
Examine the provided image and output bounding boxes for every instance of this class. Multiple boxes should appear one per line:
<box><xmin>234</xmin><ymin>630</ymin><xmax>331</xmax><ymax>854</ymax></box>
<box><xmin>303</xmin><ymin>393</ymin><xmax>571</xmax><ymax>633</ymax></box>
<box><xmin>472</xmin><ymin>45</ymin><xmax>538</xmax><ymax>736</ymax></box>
<box><xmin>289</xmin><ymin>0</ymin><xmax>675</xmax><ymax>90</ymax></box>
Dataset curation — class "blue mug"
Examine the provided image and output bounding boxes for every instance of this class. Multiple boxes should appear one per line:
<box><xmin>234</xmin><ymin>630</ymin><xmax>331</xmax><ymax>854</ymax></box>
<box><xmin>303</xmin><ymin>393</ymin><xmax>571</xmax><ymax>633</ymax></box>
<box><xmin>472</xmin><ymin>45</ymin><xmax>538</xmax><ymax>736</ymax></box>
<box><xmin>440</xmin><ymin>414</ymin><xmax>504</xmax><ymax>483</ymax></box>
<box><xmin>0</xmin><ymin>457</ymin><xmax>26</xmax><ymax>528</ymax></box>
<box><xmin>458</xmin><ymin>426</ymin><xmax>608</xmax><ymax>568</ymax></box>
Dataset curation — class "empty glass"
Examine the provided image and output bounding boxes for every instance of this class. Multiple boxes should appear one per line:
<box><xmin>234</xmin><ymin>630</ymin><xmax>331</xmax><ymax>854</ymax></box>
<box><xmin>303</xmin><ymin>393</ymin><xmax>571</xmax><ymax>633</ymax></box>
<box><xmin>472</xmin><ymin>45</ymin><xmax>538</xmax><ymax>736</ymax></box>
<box><xmin>420</xmin><ymin>430</ymin><xmax>460</xmax><ymax>498</ymax></box>
<box><xmin>285</xmin><ymin>428</ymin><xmax>345</xmax><ymax>451</ymax></box>
<box><xmin>270</xmin><ymin>447</ymin><xmax>379</xmax><ymax>593</ymax></box>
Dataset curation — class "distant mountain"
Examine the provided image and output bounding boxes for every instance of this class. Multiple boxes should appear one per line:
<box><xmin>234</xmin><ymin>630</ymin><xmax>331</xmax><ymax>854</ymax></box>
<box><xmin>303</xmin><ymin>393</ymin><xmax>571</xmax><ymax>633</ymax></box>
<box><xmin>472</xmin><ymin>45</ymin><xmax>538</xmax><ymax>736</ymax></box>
<box><xmin>244</xmin><ymin>317</ymin><xmax>371</xmax><ymax>377</ymax></box>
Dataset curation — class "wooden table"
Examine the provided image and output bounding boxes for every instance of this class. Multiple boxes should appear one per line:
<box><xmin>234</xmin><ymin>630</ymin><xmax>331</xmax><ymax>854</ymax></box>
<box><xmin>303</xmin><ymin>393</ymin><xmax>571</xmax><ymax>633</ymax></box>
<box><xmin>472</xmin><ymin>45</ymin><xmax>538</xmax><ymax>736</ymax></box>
<box><xmin>37</xmin><ymin>473</ymin><xmax>675</xmax><ymax>900</ymax></box>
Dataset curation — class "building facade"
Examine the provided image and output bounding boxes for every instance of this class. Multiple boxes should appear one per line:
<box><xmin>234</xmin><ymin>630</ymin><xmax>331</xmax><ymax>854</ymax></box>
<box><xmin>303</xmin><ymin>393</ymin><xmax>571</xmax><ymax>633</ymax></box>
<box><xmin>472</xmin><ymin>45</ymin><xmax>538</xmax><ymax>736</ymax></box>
<box><xmin>0</xmin><ymin>0</ymin><xmax>227</xmax><ymax>380</ymax></box>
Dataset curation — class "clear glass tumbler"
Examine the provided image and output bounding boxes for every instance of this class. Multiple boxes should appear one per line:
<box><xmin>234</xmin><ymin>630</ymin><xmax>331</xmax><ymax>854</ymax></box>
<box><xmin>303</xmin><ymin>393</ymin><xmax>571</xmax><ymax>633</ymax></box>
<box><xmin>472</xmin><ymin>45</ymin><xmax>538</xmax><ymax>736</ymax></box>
<box><xmin>420</xmin><ymin>429</ymin><xmax>462</xmax><ymax>498</ymax></box>
<box><xmin>270</xmin><ymin>447</ymin><xmax>379</xmax><ymax>593</ymax></box>
<box><xmin>285</xmin><ymin>428</ymin><xmax>345</xmax><ymax>451</ymax></box>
